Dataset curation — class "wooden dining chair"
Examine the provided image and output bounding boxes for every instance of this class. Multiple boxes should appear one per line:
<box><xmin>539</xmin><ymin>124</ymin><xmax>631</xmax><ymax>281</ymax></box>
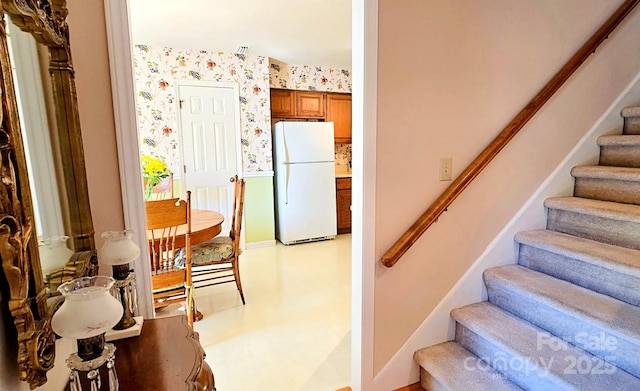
<box><xmin>145</xmin><ymin>191</ymin><xmax>194</xmax><ymax>327</ymax></box>
<box><xmin>191</xmin><ymin>176</ymin><xmax>246</xmax><ymax>306</ymax></box>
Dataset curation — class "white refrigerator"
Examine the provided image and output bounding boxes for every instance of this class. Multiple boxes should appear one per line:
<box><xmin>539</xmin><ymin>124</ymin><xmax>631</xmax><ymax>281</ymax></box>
<box><xmin>273</xmin><ymin>121</ymin><xmax>337</xmax><ymax>245</ymax></box>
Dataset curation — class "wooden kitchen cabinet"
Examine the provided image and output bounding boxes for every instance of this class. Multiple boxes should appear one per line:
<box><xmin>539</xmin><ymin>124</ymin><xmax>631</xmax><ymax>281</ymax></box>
<box><xmin>270</xmin><ymin>89</ymin><xmax>325</xmax><ymax>118</ymax></box>
<box><xmin>270</xmin><ymin>89</ymin><xmax>351</xmax><ymax>143</ymax></box>
<box><xmin>336</xmin><ymin>177</ymin><xmax>352</xmax><ymax>234</ymax></box>
<box><xmin>296</xmin><ymin>91</ymin><xmax>325</xmax><ymax>118</ymax></box>
<box><xmin>326</xmin><ymin>93</ymin><xmax>352</xmax><ymax>143</ymax></box>
<box><xmin>270</xmin><ymin>89</ymin><xmax>296</xmax><ymax>117</ymax></box>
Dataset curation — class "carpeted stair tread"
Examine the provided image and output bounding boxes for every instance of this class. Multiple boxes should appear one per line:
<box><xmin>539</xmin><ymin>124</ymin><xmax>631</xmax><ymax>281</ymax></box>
<box><xmin>622</xmin><ymin>106</ymin><xmax>640</xmax><ymax>135</ymax></box>
<box><xmin>621</xmin><ymin>105</ymin><xmax>640</xmax><ymax>118</ymax></box>
<box><xmin>597</xmin><ymin>134</ymin><xmax>640</xmax><ymax>147</ymax></box>
<box><xmin>571</xmin><ymin>166</ymin><xmax>640</xmax><ymax>205</ymax></box>
<box><xmin>597</xmin><ymin>135</ymin><xmax>640</xmax><ymax>168</ymax></box>
<box><xmin>451</xmin><ymin>302</ymin><xmax>640</xmax><ymax>390</ymax></box>
<box><xmin>515</xmin><ymin>229</ymin><xmax>640</xmax><ymax>278</ymax></box>
<box><xmin>544</xmin><ymin>196</ymin><xmax>640</xmax><ymax>223</ymax></box>
<box><xmin>414</xmin><ymin>341</ymin><xmax>523</xmax><ymax>391</ymax></box>
<box><xmin>485</xmin><ymin>265</ymin><xmax>640</xmax><ymax>377</ymax></box>
<box><xmin>545</xmin><ymin>196</ymin><xmax>640</xmax><ymax>249</ymax></box>
<box><xmin>571</xmin><ymin>165</ymin><xmax>640</xmax><ymax>181</ymax></box>
<box><xmin>515</xmin><ymin>229</ymin><xmax>640</xmax><ymax>306</ymax></box>
<box><xmin>484</xmin><ymin>265</ymin><xmax>640</xmax><ymax>340</ymax></box>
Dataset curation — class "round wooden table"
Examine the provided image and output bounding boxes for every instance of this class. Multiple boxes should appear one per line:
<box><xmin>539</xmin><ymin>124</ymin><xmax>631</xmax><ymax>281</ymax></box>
<box><xmin>147</xmin><ymin>209</ymin><xmax>224</xmax><ymax>248</ymax></box>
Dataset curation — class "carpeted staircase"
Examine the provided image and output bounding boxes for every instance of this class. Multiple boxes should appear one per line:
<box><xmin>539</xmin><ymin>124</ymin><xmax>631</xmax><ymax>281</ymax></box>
<box><xmin>413</xmin><ymin>105</ymin><xmax>640</xmax><ymax>390</ymax></box>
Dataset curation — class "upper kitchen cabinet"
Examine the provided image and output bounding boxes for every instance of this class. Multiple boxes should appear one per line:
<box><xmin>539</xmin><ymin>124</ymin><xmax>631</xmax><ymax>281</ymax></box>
<box><xmin>270</xmin><ymin>89</ymin><xmax>325</xmax><ymax>119</ymax></box>
<box><xmin>326</xmin><ymin>93</ymin><xmax>352</xmax><ymax>143</ymax></box>
<box><xmin>270</xmin><ymin>89</ymin><xmax>296</xmax><ymax>117</ymax></box>
<box><xmin>270</xmin><ymin>89</ymin><xmax>351</xmax><ymax>143</ymax></box>
<box><xmin>296</xmin><ymin>92</ymin><xmax>325</xmax><ymax>118</ymax></box>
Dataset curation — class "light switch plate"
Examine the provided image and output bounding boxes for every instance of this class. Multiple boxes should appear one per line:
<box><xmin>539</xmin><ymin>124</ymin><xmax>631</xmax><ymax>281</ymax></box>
<box><xmin>439</xmin><ymin>157</ymin><xmax>452</xmax><ymax>181</ymax></box>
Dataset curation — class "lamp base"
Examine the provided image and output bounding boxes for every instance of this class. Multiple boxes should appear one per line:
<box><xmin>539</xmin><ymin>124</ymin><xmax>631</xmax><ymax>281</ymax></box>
<box><xmin>67</xmin><ymin>342</ymin><xmax>118</xmax><ymax>391</ymax></box>
<box><xmin>111</xmin><ymin>271</ymin><xmax>139</xmax><ymax>332</ymax></box>
<box><xmin>105</xmin><ymin>316</ymin><xmax>143</xmax><ymax>341</ymax></box>
<box><xmin>114</xmin><ymin>314</ymin><xmax>137</xmax><ymax>330</ymax></box>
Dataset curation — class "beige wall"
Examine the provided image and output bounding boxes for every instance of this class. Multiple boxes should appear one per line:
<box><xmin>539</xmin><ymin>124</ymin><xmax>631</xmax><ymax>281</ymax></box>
<box><xmin>68</xmin><ymin>0</ymin><xmax>125</xmax><ymax>239</ymax></box>
<box><xmin>0</xmin><ymin>1</ymin><xmax>123</xmax><ymax>389</ymax></box>
<box><xmin>374</xmin><ymin>0</ymin><xmax>637</xmax><ymax>374</ymax></box>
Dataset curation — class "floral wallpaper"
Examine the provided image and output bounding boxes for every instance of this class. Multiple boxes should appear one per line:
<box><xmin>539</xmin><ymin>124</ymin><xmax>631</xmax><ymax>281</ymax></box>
<box><xmin>133</xmin><ymin>45</ymin><xmax>272</xmax><ymax>173</ymax></box>
<box><xmin>133</xmin><ymin>45</ymin><xmax>352</xmax><ymax>174</ymax></box>
<box><xmin>269</xmin><ymin>59</ymin><xmax>352</xmax><ymax>93</ymax></box>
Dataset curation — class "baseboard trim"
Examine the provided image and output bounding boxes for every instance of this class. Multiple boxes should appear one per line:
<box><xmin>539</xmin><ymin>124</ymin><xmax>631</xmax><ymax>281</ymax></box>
<box><xmin>336</xmin><ymin>382</ymin><xmax>421</xmax><ymax>391</ymax></box>
<box><xmin>243</xmin><ymin>171</ymin><xmax>274</xmax><ymax>178</ymax></box>
<box><xmin>245</xmin><ymin>240</ymin><xmax>276</xmax><ymax>249</ymax></box>
<box><xmin>394</xmin><ymin>383</ymin><xmax>422</xmax><ymax>391</ymax></box>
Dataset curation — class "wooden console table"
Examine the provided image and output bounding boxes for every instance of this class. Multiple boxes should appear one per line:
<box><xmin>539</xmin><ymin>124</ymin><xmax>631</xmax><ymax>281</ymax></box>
<box><xmin>66</xmin><ymin>316</ymin><xmax>215</xmax><ymax>390</ymax></box>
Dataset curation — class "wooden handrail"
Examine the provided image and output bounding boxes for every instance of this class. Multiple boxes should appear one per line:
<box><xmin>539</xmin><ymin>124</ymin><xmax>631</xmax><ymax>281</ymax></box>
<box><xmin>381</xmin><ymin>0</ymin><xmax>640</xmax><ymax>268</ymax></box>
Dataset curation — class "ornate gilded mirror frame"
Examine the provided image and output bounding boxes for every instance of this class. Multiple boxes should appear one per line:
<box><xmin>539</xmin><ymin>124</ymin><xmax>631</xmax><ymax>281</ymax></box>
<box><xmin>0</xmin><ymin>0</ymin><xmax>96</xmax><ymax>388</ymax></box>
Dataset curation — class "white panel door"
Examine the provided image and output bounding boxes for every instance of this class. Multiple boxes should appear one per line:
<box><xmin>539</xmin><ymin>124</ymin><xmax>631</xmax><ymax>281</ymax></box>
<box><xmin>178</xmin><ymin>83</ymin><xmax>239</xmax><ymax>235</ymax></box>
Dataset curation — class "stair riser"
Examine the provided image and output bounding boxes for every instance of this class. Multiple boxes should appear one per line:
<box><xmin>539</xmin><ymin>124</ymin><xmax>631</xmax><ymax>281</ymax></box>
<box><xmin>599</xmin><ymin>146</ymin><xmax>640</xmax><ymax>168</ymax></box>
<box><xmin>420</xmin><ymin>369</ymin><xmax>452</xmax><ymax>391</ymax></box>
<box><xmin>573</xmin><ymin>177</ymin><xmax>640</xmax><ymax>205</ymax></box>
<box><xmin>455</xmin><ymin>324</ymin><xmax>571</xmax><ymax>390</ymax></box>
<box><xmin>485</xmin><ymin>278</ymin><xmax>640</xmax><ymax>378</ymax></box>
<box><xmin>415</xmin><ymin>342</ymin><xmax>525</xmax><ymax>391</ymax></box>
<box><xmin>546</xmin><ymin>208</ymin><xmax>640</xmax><ymax>250</ymax></box>
<box><xmin>517</xmin><ymin>243</ymin><xmax>640</xmax><ymax>306</ymax></box>
<box><xmin>624</xmin><ymin>116</ymin><xmax>640</xmax><ymax>135</ymax></box>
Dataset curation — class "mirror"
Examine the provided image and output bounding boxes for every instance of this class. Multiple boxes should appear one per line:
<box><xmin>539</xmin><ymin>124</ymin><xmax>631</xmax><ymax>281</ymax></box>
<box><xmin>0</xmin><ymin>1</ymin><xmax>97</xmax><ymax>388</ymax></box>
<box><xmin>6</xmin><ymin>16</ymin><xmax>73</xmax><ymax>292</ymax></box>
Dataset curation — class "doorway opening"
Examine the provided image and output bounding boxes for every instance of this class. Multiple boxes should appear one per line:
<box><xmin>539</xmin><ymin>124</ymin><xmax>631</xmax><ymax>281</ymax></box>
<box><xmin>110</xmin><ymin>2</ymin><xmax>360</xmax><ymax>385</ymax></box>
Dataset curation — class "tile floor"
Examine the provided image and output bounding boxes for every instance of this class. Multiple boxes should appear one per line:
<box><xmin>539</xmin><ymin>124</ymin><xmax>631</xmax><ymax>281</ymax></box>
<box><xmin>156</xmin><ymin>234</ymin><xmax>352</xmax><ymax>390</ymax></box>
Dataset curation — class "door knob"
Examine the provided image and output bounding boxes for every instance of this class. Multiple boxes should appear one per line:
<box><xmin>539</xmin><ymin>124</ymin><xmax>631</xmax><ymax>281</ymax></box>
<box><xmin>229</xmin><ymin>176</ymin><xmax>236</xmax><ymax>182</ymax></box>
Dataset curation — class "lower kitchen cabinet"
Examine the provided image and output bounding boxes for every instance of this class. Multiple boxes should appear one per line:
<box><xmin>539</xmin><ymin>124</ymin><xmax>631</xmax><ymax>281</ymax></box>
<box><xmin>336</xmin><ymin>177</ymin><xmax>352</xmax><ymax>234</ymax></box>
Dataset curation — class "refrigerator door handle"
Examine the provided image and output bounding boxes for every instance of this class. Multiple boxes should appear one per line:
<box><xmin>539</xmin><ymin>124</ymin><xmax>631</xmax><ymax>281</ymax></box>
<box><xmin>282</xmin><ymin>127</ymin><xmax>290</xmax><ymax>164</ymax></box>
<box><xmin>284</xmin><ymin>162</ymin><xmax>290</xmax><ymax>204</ymax></box>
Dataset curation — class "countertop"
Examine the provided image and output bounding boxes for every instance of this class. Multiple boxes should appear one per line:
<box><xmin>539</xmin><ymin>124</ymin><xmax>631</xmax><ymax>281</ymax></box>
<box><xmin>335</xmin><ymin>166</ymin><xmax>352</xmax><ymax>178</ymax></box>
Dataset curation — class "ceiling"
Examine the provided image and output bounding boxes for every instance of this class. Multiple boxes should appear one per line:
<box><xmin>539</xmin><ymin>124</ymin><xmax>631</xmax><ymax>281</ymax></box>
<box><xmin>128</xmin><ymin>0</ymin><xmax>353</xmax><ymax>69</ymax></box>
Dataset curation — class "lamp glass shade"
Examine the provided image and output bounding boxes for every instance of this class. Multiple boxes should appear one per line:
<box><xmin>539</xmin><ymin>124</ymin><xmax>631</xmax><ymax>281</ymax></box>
<box><xmin>99</xmin><ymin>230</ymin><xmax>141</xmax><ymax>265</ymax></box>
<box><xmin>51</xmin><ymin>276</ymin><xmax>123</xmax><ymax>339</ymax></box>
